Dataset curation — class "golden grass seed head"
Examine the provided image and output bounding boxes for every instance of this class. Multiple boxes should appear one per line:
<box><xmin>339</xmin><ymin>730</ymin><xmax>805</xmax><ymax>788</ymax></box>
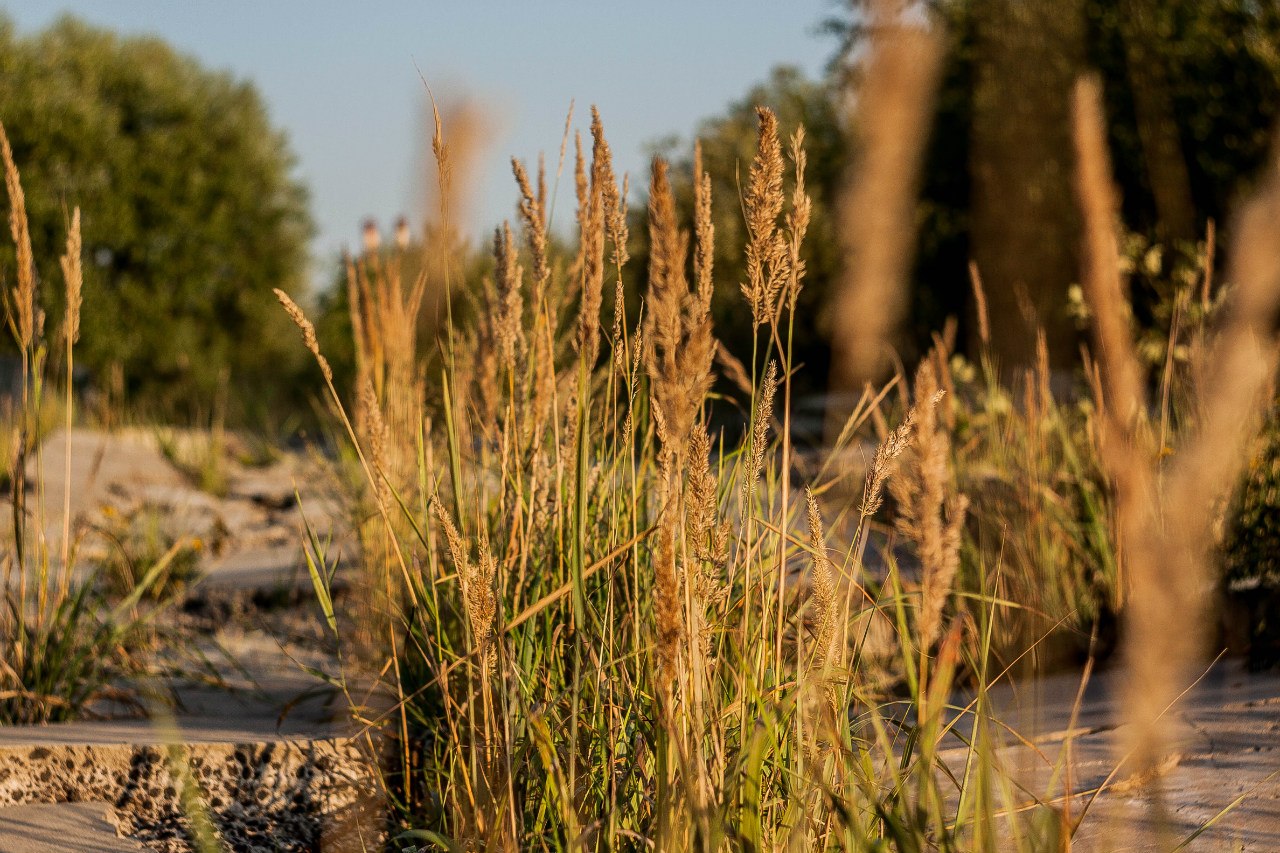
<box><xmin>274</xmin><ymin>288</ymin><xmax>334</xmax><ymax>384</ymax></box>
<box><xmin>1</xmin><ymin>122</ymin><xmax>36</xmax><ymax>353</ymax></box>
<box><xmin>61</xmin><ymin>208</ymin><xmax>83</xmax><ymax>346</ymax></box>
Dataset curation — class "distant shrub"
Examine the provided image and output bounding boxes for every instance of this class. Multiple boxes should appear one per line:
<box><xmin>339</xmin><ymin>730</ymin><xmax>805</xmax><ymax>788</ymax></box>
<box><xmin>1223</xmin><ymin>397</ymin><xmax>1280</xmax><ymax>589</ymax></box>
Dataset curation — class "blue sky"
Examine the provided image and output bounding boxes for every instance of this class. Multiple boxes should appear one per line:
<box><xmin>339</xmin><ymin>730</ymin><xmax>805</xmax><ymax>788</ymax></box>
<box><xmin>5</xmin><ymin>1</ymin><xmax>838</xmax><ymax>281</ymax></box>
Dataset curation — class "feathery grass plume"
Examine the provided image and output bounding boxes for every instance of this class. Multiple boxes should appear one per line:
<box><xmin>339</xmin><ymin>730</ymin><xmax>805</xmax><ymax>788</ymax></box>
<box><xmin>345</xmin><ymin>233</ymin><xmax>429</xmax><ymax>502</ymax></box>
<box><xmin>1121</xmin><ymin>146</ymin><xmax>1280</xmax><ymax>787</ymax></box>
<box><xmin>741</xmin><ymin>108</ymin><xmax>788</xmax><ymax>332</ymax></box>
<box><xmin>493</xmin><ymin>222</ymin><xmax>525</xmax><ymax>370</ymax></box>
<box><xmin>274</xmin><ymin>289</ymin><xmax>334</xmax><ymax>384</ymax></box>
<box><xmin>1071</xmin><ymin>76</ymin><xmax>1155</xmax><ymax>635</ymax></box>
<box><xmin>744</xmin><ymin>360</ymin><xmax>779</xmax><ymax>494</ymax></box>
<box><xmin>58</xmin><ymin>208</ymin><xmax>82</xmax><ymax>586</ymax></box>
<box><xmin>512</xmin><ymin>158</ymin><xmax>549</xmax><ymax>300</ymax></box>
<box><xmin>511</xmin><ymin>155</ymin><xmax>557</xmax><ymax>445</ymax></box>
<box><xmin>653</xmin><ymin>496</ymin><xmax>683</xmax><ymax>687</ymax></box>
<box><xmin>890</xmin><ymin>361</ymin><xmax>966</xmax><ymax>651</ymax></box>
<box><xmin>785</xmin><ymin>127</ymin><xmax>811</xmax><ymax>311</ymax></box>
<box><xmin>573</xmin><ymin>111</ymin><xmax>613</xmax><ymax>365</ymax></box>
<box><xmin>61</xmin><ymin>208</ymin><xmax>82</xmax><ymax>346</ymax></box>
<box><xmin>357</xmin><ymin>374</ymin><xmax>389</xmax><ymax>499</ymax></box>
<box><xmin>804</xmin><ymin>487</ymin><xmax>839</xmax><ymax>682</ymax></box>
<box><xmin>860</xmin><ymin>399</ymin><xmax>923</xmax><ymax>518</ymax></box>
<box><xmin>536</xmin><ymin>152</ymin><xmax>547</xmax><ymax>224</ymax></box>
<box><xmin>593</xmin><ymin>107</ymin><xmax>628</xmax><ymax>272</ymax></box>
<box><xmin>686</xmin><ymin>425</ymin><xmax>728</xmax><ymax>663</ymax></box>
<box><xmin>645</xmin><ymin>158</ymin><xmax>715</xmax><ymax>453</ymax></box>
<box><xmin>968</xmin><ymin>261</ymin><xmax>990</xmax><ymax>348</ymax></box>
<box><xmin>0</xmin><ymin>123</ymin><xmax>35</xmax><ymax>356</ymax></box>
<box><xmin>570</xmin><ymin>131</ymin><xmax>589</xmax><ymax>280</ymax></box>
<box><xmin>468</xmin><ymin>534</ymin><xmax>499</xmax><ymax>663</ymax></box>
<box><xmin>831</xmin><ymin>15</ymin><xmax>943</xmax><ymax>386</ymax></box>
<box><xmin>1072</xmin><ymin>76</ymin><xmax>1145</xmax><ymax>427</ymax></box>
<box><xmin>646</xmin><ymin>156</ymin><xmax>717</xmax><ymax>692</ymax></box>
<box><xmin>431</xmin><ymin>499</ymin><xmax>495</xmax><ymax>657</ymax></box>
<box><xmin>693</xmin><ymin>141</ymin><xmax>715</xmax><ymax>308</ymax></box>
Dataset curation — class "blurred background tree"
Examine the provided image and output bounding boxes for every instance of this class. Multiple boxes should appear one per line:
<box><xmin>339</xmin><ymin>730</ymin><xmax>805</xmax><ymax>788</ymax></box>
<box><xmin>0</xmin><ymin>14</ymin><xmax>312</xmax><ymax>421</ymax></box>
<box><xmin>823</xmin><ymin>0</ymin><xmax>1280</xmax><ymax>371</ymax></box>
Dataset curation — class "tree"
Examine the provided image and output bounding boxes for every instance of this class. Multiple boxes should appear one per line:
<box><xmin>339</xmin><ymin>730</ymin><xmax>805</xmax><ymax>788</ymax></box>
<box><xmin>824</xmin><ymin>0</ymin><xmax>1280</xmax><ymax>369</ymax></box>
<box><xmin>0</xmin><ymin>15</ymin><xmax>312</xmax><ymax>417</ymax></box>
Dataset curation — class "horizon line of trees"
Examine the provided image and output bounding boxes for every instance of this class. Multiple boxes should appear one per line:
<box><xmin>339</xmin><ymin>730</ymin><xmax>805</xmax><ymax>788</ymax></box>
<box><xmin>5</xmin><ymin>2</ymin><xmax>1280</xmax><ymax>426</ymax></box>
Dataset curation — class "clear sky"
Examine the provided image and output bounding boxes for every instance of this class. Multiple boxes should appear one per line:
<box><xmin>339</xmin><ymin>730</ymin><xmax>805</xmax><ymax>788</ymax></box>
<box><xmin>4</xmin><ymin>1</ymin><xmax>838</xmax><ymax>283</ymax></box>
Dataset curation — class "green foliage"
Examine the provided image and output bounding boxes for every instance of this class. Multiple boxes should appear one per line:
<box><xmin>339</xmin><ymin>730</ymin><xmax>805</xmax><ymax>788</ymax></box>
<box><xmin>949</xmin><ymin>350</ymin><xmax>1120</xmax><ymax>658</ymax></box>
<box><xmin>0</xmin><ymin>14</ymin><xmax>313</xmax><ymax>417</ymax></box>
<box><xmin>1223</xmin><ymin>398</ymin><xmax>1280</xmax><ymax>588</ymax></box>
<box><xmin>823</xmin><ymin>0</ymin><xmax>1280</xmax><ymax>361</ymax></box>
<box><xmin>0</xmin><ymin>581</ymin><xmax>160</xmax><ymax>724</ymax></box>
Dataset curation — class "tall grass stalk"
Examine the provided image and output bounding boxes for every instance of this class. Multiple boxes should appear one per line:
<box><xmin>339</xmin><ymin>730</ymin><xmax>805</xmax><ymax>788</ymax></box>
<box><xmin>1073</xmin><ymin>75</ymin><xmax>1280</xmax><ymax>839</ymax></box>
<box><xmin>0</xmin><ymin>123</ymin><xmax>164</xmax><ymax>725</ymax></box>
<box><xmin>279</xmin><ymin>104</ymin><xmax>1235</xmax><ymax>850</ymax></box>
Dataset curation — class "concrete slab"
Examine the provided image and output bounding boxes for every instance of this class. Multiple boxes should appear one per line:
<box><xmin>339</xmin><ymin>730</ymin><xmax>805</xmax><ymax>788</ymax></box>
<box><xmin>0</xmin><ymin>802</ymin><xmax>143</xmax><ymax>853</ymax></box>
<box><xmin>5</xmin><ymin>428</ymin><xmax>355</xmax><ymax>596</ymax></box>
<box><xmin>942</xmin><ymin>661</ymin><xmax>1280</xmax><ymax>850</ymax></box>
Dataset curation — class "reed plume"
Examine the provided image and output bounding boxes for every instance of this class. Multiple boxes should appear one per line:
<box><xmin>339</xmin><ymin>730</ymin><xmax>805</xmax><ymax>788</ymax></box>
<box><xmin>1073</xmin><ymin>77</ymin><xmax>1145</xmax><ymax>427</ymax></box>
<box><xmin>832</xmin><ymin>17</ymin><xmax>943</xmax><ymax>386</ymax></box>
<box><xmin>512</xmin><ymin>158</ymin><xmax>550</xmax><ymax>301</ymax></box>
<box><xmin>493</xmin><ymin>222</ymin><xmax>526</xmax><ymax>370</ymax></box>
<box><xmin>804</xmin><ymin>488</ymin><xmax>839</xmax><ymax>683</ymax></box>
<box><xmin>740</xmin><ymin>361</ymin><xmax>780</xmax><ymax>519</ymax></box>
<box><xmin>785</xmin><ymin>127</ymin><xmax>812</xmax><ymax>311</ymax></box>
<box><xmin>693</xmin><ymin>141</ymin><xmax>715</xmax><ymax>308</ymax></box>
<box><xmin>646</xmin><ymin>156</ymin><xmax>716</xmax><ymax>692</ymax></box>
<box><xmin>741</xmin><ymin>108</ymin><xmax>787</xmax><ymax>332</ymax></box>
<box><xmin>274</xmin><ymin>289</ymin><xmax>334</xmax><ymax>384</ymax></box>
<box><xmin>59</xmin><ymin>208</ymin><xmax>82</xmax><ymax>585</ymax></box>
<box><xmin>61</xmin><ymin>209</ymin><xmax>82</xmax><ymax>347</ymax></box>
<box><xmin>860</xmin><ymin>397</ymin><xmax>925</xmax><ymax>518</ymax></box>
<box><xmin>1074</xmin><ymin>74</ymin><xmax>1280</xmax><ymax>802</ymax></box>
<box><xmin>645</xmin><ymin>158</ymin><xmax>715</xmax><ymax>454</ymax></box>
<box><xmin>968</xmin><ymin>261</ymin><xmax>990</xmax><ymax>348</ymax></box>
<box><xmin>0</xmin><ymin>123</ymin><xmax>36</xmax><ymax>357</ymax></box>
<box><xmin>595</xmin><ymin>107</ymin><xmax>628</xmax><ymax>273</ymax></box>
<box><xmin>686</xmin><ymin>425</ymin><xmax>729</xmax><ymax>664</ymax></box>
<box><xmin>573</xmin><ymin>131</ymin><xmax>603</xmax><ymax>364</ymax></box>
<box><xmin>890</xmin><ymin>361</ymin><xmax>966</xmax><ymax>651</ymax></box>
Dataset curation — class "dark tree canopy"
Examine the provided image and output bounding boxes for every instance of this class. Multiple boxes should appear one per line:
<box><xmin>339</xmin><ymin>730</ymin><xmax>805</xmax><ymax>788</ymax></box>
<box><xmin>0</xmin><ymin>14</ymin><xmax>313</xmax><ymax>417</ymax></box>
<box><xmin>826</xmin><ymin>0</ymin><xmax>1280</xmax><ymax>368</ymax></box>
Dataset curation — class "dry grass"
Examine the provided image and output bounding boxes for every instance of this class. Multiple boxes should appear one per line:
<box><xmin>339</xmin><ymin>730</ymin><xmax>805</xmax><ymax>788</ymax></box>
<box><xmin>270</xmin><ymin>85</ymin><xmax>1280</xmax><ymax>850</ymax></box>
<box><xmin>831</xmin><ymin>13</ymin><xmax>944</xmax><ymax>389</ymax></box>
<box><xmin>1072</xmin><ymin>75</ymin><xmax>1280</xmax><ymax>841</ymax></box>
<box><xmin>0</xmin><ymin>122</ymin><xmax>167</xmax><ymax>725</ymax></box>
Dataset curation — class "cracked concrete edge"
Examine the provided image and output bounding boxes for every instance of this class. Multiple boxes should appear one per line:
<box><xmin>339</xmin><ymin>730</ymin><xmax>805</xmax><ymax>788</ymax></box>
<box><xmin>0</xmin><ymin>801</ymin><xmax>145</xmax><ymax>853</ymax></box>
<box><xmin>0</xmin><ymin>736</ymin><xmax>383</xmax><ymax>851</ymax></box>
